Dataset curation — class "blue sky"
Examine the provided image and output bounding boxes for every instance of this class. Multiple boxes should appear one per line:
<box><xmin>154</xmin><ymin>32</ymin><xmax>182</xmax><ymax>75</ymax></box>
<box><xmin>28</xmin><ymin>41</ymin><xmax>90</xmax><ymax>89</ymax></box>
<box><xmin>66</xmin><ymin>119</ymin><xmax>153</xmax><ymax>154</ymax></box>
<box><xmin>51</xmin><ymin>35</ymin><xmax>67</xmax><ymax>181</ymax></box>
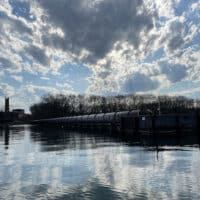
<box><xmin>0</xmin><ymin>0</ymin><xmax>200</xmax><ymax>112</ymax></box>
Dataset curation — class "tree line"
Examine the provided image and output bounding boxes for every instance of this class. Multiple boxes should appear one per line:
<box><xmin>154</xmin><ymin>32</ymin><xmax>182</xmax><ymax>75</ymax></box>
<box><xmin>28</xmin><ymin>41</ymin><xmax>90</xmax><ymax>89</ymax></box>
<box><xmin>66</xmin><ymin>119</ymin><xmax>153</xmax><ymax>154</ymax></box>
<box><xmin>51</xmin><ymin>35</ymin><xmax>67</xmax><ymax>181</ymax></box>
<box><xmin>30</xmin><ymin>93</ymin><xmax>200</xmax><ymax>119</ymax></box>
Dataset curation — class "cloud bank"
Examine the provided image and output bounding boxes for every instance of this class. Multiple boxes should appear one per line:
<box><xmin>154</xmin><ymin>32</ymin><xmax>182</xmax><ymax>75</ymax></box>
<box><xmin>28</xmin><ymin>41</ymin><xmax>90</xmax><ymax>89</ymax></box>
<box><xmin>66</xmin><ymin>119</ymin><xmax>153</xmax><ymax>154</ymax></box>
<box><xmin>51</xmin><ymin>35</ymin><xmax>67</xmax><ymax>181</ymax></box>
<box><xmin>0</xmin><ymin>0</ymin><xmax>200</xmax><ymax>110</ymax></box>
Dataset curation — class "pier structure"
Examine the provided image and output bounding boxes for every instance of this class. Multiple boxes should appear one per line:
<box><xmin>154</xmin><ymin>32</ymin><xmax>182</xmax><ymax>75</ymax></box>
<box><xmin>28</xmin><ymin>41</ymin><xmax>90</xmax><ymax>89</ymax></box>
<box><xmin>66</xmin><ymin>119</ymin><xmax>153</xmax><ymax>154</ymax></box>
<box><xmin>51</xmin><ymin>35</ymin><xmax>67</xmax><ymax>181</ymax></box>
<box><xmin>33</xmin><ymin>110</ymin><xmax>139</xmax><ymax>134</ymax></box>
<box><xmin>33</xmin><ymin>110</ymin><xmax>200</xmax><ymax>137</ymax></box>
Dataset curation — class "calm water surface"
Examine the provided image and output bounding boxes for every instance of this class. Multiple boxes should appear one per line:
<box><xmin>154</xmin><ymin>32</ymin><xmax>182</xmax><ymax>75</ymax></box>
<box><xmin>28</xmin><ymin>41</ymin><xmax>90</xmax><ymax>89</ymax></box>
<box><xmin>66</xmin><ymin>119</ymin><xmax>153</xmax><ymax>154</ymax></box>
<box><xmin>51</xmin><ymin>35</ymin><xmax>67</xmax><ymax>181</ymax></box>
<box><xmin>0</xmin><ymin>125</ymin><xmax>200</xmax><ymax>199</ymax></box>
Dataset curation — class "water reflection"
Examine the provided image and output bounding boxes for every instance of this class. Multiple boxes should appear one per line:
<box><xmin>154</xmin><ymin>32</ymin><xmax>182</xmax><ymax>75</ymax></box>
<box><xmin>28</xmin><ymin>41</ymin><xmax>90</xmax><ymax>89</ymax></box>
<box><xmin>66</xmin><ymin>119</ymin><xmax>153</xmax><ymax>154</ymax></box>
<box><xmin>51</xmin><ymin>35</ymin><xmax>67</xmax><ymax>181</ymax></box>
<box><xmin>4</xmin><ymin>127</ymin><xmax>9</xmax><ymax>150</ymax></box>
<box><xmin>0</xmin><ymin>126</ymin><xmax>9</xmax><ymax>149</ymax></box>
<box><xmin>0</xmin><ymin>125</ymin><xmax>26</xmax><ymax>150</ymax></box>
<box><xmin>0</xmin><ymin>125</ymin><xmax>199</xmax><ymax>199</ymax></box>
<box><xmin>30</xmin><ymin>126</ymin><xmax>123</xmax><ymax>152</ymax></box>
<box><xmin>141</xmin><ymin>132</ymin><xmax>200</xmax><ymax>147</ymax></box>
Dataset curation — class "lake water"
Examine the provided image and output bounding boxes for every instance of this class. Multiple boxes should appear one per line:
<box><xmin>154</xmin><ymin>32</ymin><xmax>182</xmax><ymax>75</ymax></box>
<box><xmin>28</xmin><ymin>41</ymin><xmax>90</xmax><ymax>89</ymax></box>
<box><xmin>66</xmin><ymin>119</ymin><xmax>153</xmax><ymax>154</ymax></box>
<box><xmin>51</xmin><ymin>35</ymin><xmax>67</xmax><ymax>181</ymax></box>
<box><xmin>0</xmin><ymin>125</ymin><xmax>200</xmax><ymax>199</ymax></box>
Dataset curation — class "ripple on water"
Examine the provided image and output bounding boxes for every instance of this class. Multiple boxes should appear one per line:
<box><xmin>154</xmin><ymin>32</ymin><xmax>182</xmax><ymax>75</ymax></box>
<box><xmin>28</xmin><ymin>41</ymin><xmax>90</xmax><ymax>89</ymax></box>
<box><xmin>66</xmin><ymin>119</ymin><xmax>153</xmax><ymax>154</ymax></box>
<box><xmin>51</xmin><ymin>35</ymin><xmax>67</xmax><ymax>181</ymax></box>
<box><xmin>0</xmin><ymin>125</ymin><xmax>200</xmax><ymax>199</ymax></box>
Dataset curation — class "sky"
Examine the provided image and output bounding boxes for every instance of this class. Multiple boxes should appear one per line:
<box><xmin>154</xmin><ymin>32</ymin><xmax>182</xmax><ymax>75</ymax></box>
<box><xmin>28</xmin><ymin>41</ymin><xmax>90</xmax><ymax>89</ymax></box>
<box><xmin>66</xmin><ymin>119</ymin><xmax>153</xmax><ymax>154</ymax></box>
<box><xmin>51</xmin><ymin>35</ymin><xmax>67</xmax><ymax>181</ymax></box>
<box><xmin>0</xmin><ymin>0</ymin><xmax>200</xmax><ymax>112</ymax></box>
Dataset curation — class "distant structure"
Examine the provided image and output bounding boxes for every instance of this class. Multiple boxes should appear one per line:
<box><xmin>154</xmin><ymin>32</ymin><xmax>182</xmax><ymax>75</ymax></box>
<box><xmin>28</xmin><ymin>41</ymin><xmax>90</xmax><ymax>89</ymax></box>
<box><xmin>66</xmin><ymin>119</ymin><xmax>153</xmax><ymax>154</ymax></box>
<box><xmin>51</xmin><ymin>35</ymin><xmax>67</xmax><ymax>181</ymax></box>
<box><xmin>0</xmin><ymin>97</ymin><xmax>30</xmax><ymax>124</ymax></box>
<box><xmin>12</xmin><ymin>109</ymin><xmax>25</xmax><ymax>119</ymax></box>
<box><xmin>5</xmin><ymin>97</ymin><xmax>9</xmax><ymax>113</ymax></box>
<box><xmin>0</xmin><ymin>97</ymin><xmax>12</xmax><ymax>123</ymax></box>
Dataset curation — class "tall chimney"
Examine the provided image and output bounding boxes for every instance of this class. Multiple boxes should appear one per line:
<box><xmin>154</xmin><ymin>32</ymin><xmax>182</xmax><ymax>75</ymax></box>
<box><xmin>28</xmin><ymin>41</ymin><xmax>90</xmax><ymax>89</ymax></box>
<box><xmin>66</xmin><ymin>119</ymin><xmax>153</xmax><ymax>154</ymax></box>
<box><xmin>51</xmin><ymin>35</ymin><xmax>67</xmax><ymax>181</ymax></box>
<box><xmin>5</xmin><ymin>97</ymin><xmax>9</xmax><ymax>112</ymax></box>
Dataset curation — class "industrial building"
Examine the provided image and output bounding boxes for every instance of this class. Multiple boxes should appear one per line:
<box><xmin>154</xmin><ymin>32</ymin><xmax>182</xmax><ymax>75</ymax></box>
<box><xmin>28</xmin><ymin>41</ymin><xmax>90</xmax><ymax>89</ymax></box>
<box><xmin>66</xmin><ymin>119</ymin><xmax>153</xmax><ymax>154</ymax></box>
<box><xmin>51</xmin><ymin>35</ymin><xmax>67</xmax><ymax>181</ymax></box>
<box><xmin>0</xmin><ymin>98</ymin><xmax>29</xmax><ymax>124</ymax></box>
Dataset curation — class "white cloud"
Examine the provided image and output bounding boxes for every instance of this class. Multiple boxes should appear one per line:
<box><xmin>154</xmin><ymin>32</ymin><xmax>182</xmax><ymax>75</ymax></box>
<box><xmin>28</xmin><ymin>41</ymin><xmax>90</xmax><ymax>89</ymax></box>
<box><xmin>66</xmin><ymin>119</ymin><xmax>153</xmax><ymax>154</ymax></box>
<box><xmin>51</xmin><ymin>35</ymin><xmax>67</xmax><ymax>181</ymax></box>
<box><xmin>0</xmin><ymin>71</ymin><xmax>4</xmax><ymax>77</ymax></box>
<box><xmin>0</xmin><ymin>83</ymin><xmax>15</xmax><ymax>96</ymax></box>
<box><xmin>11</xmin><ymin>75</ymin><xmax>23</xmax><ymax>82</ymax></box>
<box><xmin>147</xmin><ymin>1</ymin><xmax>177</xmax><ymax>18</ymax></box>
<box><xmin>40</xmin><ymin>76</ymin><xmax>50</xmax><ymax>80</ymax></box>
<box><xmin>0</xmin><ymin>0</ymin><xmax>199</xmax><ymax>108</ymax></box>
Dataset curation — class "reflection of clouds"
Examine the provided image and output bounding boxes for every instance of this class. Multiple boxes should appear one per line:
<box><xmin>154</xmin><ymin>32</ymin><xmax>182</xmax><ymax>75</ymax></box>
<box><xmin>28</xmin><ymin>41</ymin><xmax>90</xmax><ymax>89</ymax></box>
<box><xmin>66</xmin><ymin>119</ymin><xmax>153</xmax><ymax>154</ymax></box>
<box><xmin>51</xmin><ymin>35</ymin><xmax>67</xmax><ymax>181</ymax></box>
<box><xmin>0</xmin><ymin>148</ymin><xmax>200</xmax><ymax>199</ymax></box>
<box><xmin>0</xmin><ymin>126</ymin><xmax>200</xmax><ymax>199</ymax></box>
<box><xmin>91</xmin><ymin>146</ymin><xmax>200</xmax><ymax>199</ymax></box>
<box><xmin>91</xmin><ymin>147</ymin><xmax>153</xmax><ymax>197</ymax></box>
<box><xmin>0</xmin><ymin>181</ymin><xmax>129</xmax><ymax>199</ymax></box>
